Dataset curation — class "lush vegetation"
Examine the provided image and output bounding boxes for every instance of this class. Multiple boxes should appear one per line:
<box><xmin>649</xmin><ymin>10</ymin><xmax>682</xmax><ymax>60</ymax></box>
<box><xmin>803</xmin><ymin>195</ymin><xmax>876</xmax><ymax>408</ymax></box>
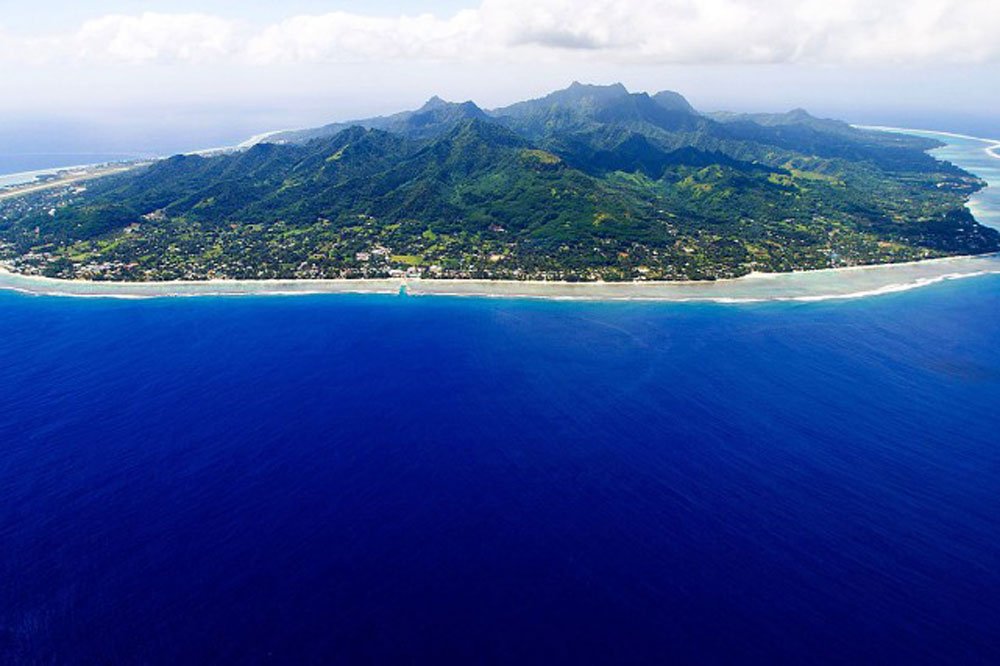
<box><xmin>2</xmin><ymin>83</ymin><xmax>997</xmax><ymax>281</ymax></box>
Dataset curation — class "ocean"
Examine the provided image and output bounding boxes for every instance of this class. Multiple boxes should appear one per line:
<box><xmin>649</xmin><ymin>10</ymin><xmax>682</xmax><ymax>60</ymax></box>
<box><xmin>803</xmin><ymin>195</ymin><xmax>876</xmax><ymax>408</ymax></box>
<box><xmin>2</xmin><ymin>284</ymin><xmax>1000</xmax><ymax>664</ymax></box>
<box><xmin>2</xmin><ymin>130</ymin><xmax>1000</xmax><ymax>664</ymax></box>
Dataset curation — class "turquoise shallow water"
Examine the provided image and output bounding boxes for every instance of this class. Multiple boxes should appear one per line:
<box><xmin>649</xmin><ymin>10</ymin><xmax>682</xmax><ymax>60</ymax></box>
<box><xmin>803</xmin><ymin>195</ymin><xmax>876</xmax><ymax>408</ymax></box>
<box><xmin>918</xmin><ymin>131</ymin><xmax>1000</xmax><ymax>230</ymax></box>
<box><xmin>1</xmin><ymin>131</ymin><xmax>999</xmax><ymax>664</ymax></box>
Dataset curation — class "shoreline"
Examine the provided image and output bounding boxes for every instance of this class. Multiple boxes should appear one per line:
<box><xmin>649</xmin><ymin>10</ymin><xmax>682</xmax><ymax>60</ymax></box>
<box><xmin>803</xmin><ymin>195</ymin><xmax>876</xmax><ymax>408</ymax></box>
<box><xmin>1</xmin><ymin>164</ymin><xmax>109</xmax><ymax>189</ymax></box>
<box><xmin>859</xmin><ymin>124</ymin><xmax>1000</xmax><ymax>167</ymax></box>
<box><xmin>3</xmin><ymin>253</ymin><xmax>999</xmax><ymax>302</ymax></box>
<box><xmin>0</xmin><ymin>131</ymin><xmax>282</xmax><ymax>193</ymax></box>
<box><xmin>857</xmin><ymin>125</ymin><xmax>1000</xmax><ymax>144</ymax></box>
<box><xmin>0</xmin><ymin>164</ymin><xmax>144</xmax><ymax>201</ymax></box>
<box><xmin>0</xmin><ymin>157</ymin><xmax>144</xmax><ymax>188</ymax></box>
<box><xmin>2</xmin><ymin>126</ymin><xmax>998</xmax><ymax>303</ymax></box>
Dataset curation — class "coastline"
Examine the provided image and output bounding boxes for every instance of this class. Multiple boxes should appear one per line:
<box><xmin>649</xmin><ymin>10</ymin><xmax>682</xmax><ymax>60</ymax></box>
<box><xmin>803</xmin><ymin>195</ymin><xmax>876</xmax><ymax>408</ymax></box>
<box><xmin>0</xmin><ymin>130</ymin><xmax>283</xmax><ymax>193</ymax></box>
<box><xmin>858</xmin><ymin>125</ymin><xmax>999</xmax><ymax>144</ymax></box>
<box><xmin>0</xmin><ymin>164</ymin><xmax>143</xmax><ymax>201</ymax></box>
<box><xmin>0</xmin><ymin>164</ymin><xmax>108</xmax><ymax>189</ymax></box>
<box><xmin>2</xmin><ymin>126</ymin><xmax>998</xmax><ymax>303</ymax></box>
<box><xmin>406</xmin><ymin>253</ymin><xmax>1000</xmax><ymax>302</ymax></box>
<box><xmin>3</xmin><ymin>253</ymin><xmax>999</xmax><ymax>302</ymax></box>
<box><xmin>861</xmin><ymin>124</ymin><xmax>1000</xmax><ymax>174</ymax></box>
<box><xmin>858</xmin><ymin>125</ymin><xmax>1000</xmax><ymax>150</ymax></box>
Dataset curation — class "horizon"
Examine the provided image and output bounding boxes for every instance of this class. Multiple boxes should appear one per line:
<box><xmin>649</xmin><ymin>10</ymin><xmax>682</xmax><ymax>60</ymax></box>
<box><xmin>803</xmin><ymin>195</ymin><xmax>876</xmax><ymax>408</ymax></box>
<box><xmin>2</xmin><ymin>1</ymin><xmax>1000</xmax><ymax>162</ymax></box>
<box><xmin>1</xmin><ymin>78</ymin><xmax>998</xmax><ymax>173</ymax></box>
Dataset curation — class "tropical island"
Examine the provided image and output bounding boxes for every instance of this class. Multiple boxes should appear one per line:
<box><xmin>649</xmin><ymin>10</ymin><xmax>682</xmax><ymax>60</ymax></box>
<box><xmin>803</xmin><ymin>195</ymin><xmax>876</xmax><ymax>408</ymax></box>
<box><xmin>1</xmin><ymin>83</ymin><xmax>997</xmax><ymax>282</ymax></box>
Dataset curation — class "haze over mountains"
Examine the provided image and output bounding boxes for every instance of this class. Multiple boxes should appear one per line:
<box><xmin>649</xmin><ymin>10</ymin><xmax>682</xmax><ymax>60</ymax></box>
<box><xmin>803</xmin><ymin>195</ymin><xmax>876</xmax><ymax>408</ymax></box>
<box><xmin>266</xmin><ymin>81</ymin><xmax>944</xmax><ymax>179</ymax></box>
<box><xmin>1</xmin><ymin>82</ymin><xmax>996</xmax><ymax>282</ymax></box>
<box><xmin>273</xmin><ymin>82</ymin><xmax>819</xmax><ymax>146</ymax></box>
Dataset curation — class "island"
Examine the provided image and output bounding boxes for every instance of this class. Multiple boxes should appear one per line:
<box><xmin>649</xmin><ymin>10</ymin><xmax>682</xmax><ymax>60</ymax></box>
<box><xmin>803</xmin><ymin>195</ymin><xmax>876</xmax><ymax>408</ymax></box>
<box><xmin>1</xmin><ymin>83</ymin><xmax>997</xmax><ymax>282</ymax></box>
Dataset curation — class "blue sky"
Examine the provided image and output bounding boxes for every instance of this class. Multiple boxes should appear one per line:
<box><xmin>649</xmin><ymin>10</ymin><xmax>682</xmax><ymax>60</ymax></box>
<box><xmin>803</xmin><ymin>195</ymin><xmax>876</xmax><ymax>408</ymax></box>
<box><xmin>1</xmin><ymin>1</ymin><xmax>472</xmax><ymax>30</ymax></box>
<box><xmin>1</xmin><ymin>0</ymin><xmax>998</xmax><ymax>148</ymax></box>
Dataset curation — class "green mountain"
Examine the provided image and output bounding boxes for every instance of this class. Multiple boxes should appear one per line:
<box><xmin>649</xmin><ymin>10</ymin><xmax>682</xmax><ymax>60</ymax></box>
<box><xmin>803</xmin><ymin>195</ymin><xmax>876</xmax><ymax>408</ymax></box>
<box><xmin>273</xmin><ymin>96</ymin><xmax>490</xmax><ymax>143</ymax></box>
<box><xmin>1</xmin><ymin>83</ymin><xmax>996</xmax><ymax>282</ymax></box>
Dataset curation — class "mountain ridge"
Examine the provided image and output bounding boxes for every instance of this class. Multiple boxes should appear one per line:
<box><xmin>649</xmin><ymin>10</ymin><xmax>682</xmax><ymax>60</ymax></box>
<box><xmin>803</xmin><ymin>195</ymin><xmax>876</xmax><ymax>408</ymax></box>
<box><xmin>0</xmin><ymin>82</ymin><xmax>995</xmax><ymax>282</ymax></box>
<box><xmin>270</xmin><ymin>82</ymin><xmax>700</xmax><ymax>145</ymax></box>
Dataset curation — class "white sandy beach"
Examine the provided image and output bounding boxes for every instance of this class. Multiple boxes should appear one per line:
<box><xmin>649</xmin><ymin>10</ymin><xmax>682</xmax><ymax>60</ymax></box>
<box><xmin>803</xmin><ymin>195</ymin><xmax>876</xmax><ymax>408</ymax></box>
<box><xmin>3</xmin><ymin>253</ymin><xmax>1000</xmax><ymax>302</ymax></box>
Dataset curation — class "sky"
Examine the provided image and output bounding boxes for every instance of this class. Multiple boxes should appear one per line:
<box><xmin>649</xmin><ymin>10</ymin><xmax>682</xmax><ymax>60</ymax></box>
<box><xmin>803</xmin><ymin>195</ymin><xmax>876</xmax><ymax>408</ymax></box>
<box><xmin>1</xmin><ymin>0</ymin><xmax>999</xmax><ymax>154</ymax></box>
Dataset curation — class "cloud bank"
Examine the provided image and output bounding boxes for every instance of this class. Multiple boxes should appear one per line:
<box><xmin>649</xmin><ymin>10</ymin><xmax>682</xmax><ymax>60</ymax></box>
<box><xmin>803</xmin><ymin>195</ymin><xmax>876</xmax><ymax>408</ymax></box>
<box><xmin>4</xmin><ymin>0</ymin><xmax>1000</xmax><ymax>67</ymax></box>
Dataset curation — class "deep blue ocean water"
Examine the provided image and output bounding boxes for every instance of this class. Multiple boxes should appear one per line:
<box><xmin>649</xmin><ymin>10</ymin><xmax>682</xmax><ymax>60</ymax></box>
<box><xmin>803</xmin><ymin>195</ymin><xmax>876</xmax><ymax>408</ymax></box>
<box><xmin>2</xmin><ymin>278</ymin><xmax>1000</xmax><ymax>664</ymax></box>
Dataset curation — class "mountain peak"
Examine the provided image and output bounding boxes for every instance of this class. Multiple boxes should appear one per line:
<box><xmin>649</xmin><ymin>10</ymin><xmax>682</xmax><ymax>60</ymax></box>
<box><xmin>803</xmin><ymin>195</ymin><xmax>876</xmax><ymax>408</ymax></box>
<box><xmin>652</xmin><ymin>90</ymin><xmax>696</xmax><ymax>114</ymax></box>
<box><xmin>420</xmin><ymin>95</ymin><xmax>450</xmax><ymax>111</ymax></box>
<box><xmin>563</xmin><ymin>81</ymin><xmax>629</xmax><ymax>98</ymax></box>
<box><xmin>493</xmin><ymin>81</ymin><xmax>631</xmax><ymax>112</ymax></box>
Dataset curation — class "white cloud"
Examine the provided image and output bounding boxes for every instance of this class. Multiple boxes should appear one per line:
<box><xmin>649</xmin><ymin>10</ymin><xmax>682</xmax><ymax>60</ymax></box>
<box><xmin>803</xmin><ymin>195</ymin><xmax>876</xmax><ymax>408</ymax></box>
<box><xmin>245</xmin><ymin>10</ymin><xmax>483</xmax><ymax>64</ymax></box>
<box><xmin>480</xmin><ymin>0</ymin><xmax>1000</xmax><ymax>65</ymax></box>
<box><xmin>44</xmin><ymin>13</ymin><xmax>241</xmax><ymax>64</ymax></box>
<box><xmin>0</xmin><ymin>13</ymin><xmax>239</xmax><ymax>65</ymax></box>
<box><xmin>73</xmin><ymin>13</ymin><xmax>239</xmax><ymax>64</ymax></box>
<box><xmin>4</xmin><ymin>0</ymin><xmax>1000</xmax><ymax>67</ymax></box>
